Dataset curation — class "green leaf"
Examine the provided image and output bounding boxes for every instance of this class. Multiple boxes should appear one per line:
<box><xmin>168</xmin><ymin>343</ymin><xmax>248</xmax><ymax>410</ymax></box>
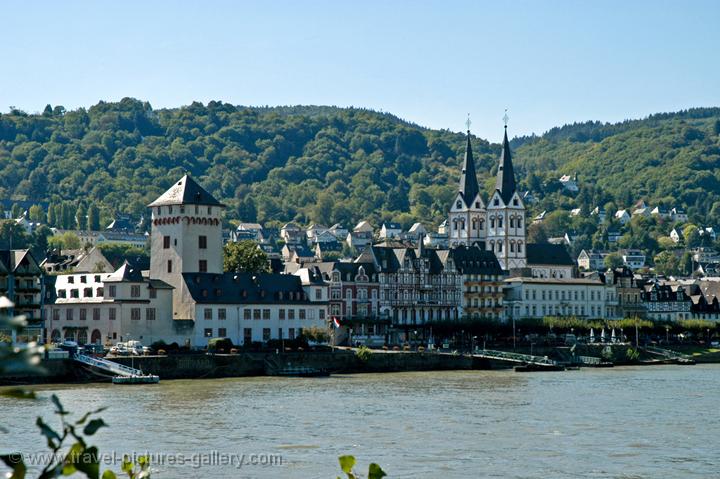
<box><xmin>121</xmin><ymin>456</ymin><xmax>133</xmax><ymax>474</ymax></box>
<box><xmin>75</xmin><ymin>407</ymin><xmax>108</xmax><ymax>426</ymax></box>
<box><xmin>83</xmin><ymin>418</ymin><xmax>107</xmax><ymax>436</ymax></box>
<box><xmin>101</xmin><ymin>471</ymin><xmax>117</xmax><ymax>479</ymax></box>
<box><xmin>368</xmin><ymin>463</ymin><xmax>387</xmax><ymax>479</ymax></box>
<box><xmin>0</xmin><ymin>388</ymin><xmax>36</xmax><ymax>399</ymax></box>
<box><xmin>338</xmin><ymin>455</ymin><xmax>356</xmax><ymax>474</ymax></box>
<box><xmin>36</xmin><ymin>417</ymin><xmax>61</xmax><ymax>446</ymax></box>
<box><xmin>0</xmin><ymin>453</ymin><xmax>27</xmax><ymax>479</ymax></box>
<box><xmin>51</xmin><ymin>394</ymin><xmax>68</xmax><ymax>416</ymax></box>
<box><xmin>73</xmin><ymin>446</ymin><xmax>100</xmax><ymax>479</ymax></box>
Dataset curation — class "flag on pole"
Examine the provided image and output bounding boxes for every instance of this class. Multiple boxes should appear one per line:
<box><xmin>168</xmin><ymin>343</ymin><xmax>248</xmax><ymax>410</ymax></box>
<box><xmin>332</xmin><ymin>317</ymin><xmax>341</xmax><ymax>328</ymax></box>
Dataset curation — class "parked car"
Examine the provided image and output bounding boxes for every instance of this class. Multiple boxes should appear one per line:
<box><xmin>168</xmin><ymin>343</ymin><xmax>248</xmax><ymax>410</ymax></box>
<box><xmin>109</xmin><ymin>342</ymin><xmax>129</xmax><ymax>356</ymax></box>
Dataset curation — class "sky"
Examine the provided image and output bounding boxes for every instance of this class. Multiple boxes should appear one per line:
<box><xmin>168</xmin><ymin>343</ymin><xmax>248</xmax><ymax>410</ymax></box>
<box><xmin>2</xmin><ymin>0</ymin><xmax>719</xmax><ymax>141</ymax></box>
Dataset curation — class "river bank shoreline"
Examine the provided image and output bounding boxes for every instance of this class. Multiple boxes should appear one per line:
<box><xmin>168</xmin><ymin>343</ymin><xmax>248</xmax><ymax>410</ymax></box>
<box><xmin>2</xmin><ymin>344</ymin><xmax>718</xmax><ymax>386</ymax></box>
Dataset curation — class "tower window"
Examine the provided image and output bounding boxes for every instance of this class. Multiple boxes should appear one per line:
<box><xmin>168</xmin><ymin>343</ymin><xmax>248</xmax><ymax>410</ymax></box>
<box><xmin>498</xmin><ymin>242</ymin><xmax>503</xmax><ymax>252</ymax></box>
<box><xmin>513</xmin><ymin>198</ymin><xmax>519</xmax><ymax>206</ymax></box>
<box><xmin>498</xmin><ymin>218</ymin><xmax>503</xmax><ymax>228</ymax></box>
<box><xmin>494</xmin><ymin>198</ymin><xmax>499</xmax><ymax>206</ymax></box>
<box><xmin>163</xmin><ymin>236</ymin><xmax>170</xmax><ymax>249</ymax></box>
<box><xmin>167</xmin><ymin>260</ymin><xmax>172</xmax><ymax>273</ymax></box>
<box><xmin>456</xmin><ymin>200</ymin><xmax>462</xmax><ymax>209</ymax></box>
<box><xmin>199</xmin><ymin>235</ymin><xmax>207</xmax><ymax>249</ymax></box>
<box><xmin>510</xmin><ymin>218</ymin><xmax>515</xmax><ymax>228</ymax></box>
<box><xmin>517</xmin><ymin>219</ymin><xmax>522</xmax><ymax>228</ymax></box>
<box><xmin>490</xmin><ymin>218</ymin><xmax>495</xmax><ymax>228</ymax></box>
<box><xmin>208</xmin><ymin>207</ymin><xmax>212</xmax><ymax>214</ymax></box>
<box><xmin>199</xmin><ymin>260</ymin><xmax>207</xmax><ymax>272</ymax></box>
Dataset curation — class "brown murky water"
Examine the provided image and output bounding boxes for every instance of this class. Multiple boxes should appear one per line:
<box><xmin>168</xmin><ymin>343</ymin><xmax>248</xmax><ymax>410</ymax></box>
<box><xmin>2</xmin><ymin>365</ymin><xmax>719</xmax><ymax>478</ymax></box>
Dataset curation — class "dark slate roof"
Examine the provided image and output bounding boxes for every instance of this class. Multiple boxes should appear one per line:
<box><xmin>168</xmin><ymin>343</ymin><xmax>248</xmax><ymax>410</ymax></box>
<box><xmin>382</xmin><ymin>222</ymin><xmax>402</xmax><ymax>230</ymax></box>
<box><xmin>0</xmin><ymin>249</ymin><xmax>41</xmax><ymax>274</ymax></box>
<box><xmin>148</xmin><ymin>175</ymin><xmax>224</xmax><ymax>207</ymax></box>
<box><xmin>526</xmin><ymin>243</ymin><xmax>574</xmax><ymax>266</ymax></box>
<box><xmin>182</xmin><ymin>272</ymin><xmax>310</xmax><ymax>304</ymax></box>
<box><xmin>450</xmin><ymin>245</ymin><xmax>503</xmax><ymax>275</ymax></box>
<box><xmin>105</xmin><ymin>261</ymin><xmax>144</xmax><ymax>282</ymax></box>
<box><xmin>459</xmin><ymin>132</ymin><xmax>479</xmax><ymax>205</ymax></box>
<box><xmin>495</xmin><ymin>127</ymin><xmax>516</xmax><ymax>205</ymax></box>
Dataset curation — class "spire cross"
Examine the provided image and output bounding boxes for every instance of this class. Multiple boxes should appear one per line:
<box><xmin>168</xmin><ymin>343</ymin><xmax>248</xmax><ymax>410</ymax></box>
<box><xmin>465</xmin><ymin>113</ymin><xmax>471</xmax><ymax>132</ymax></box>
<box><xmin>503</xmin><ymin>109</ymin><xmax>509</xmax><ymax>129</ymax></box>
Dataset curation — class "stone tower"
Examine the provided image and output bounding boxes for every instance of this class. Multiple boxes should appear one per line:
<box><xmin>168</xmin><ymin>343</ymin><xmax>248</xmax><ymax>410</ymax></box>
<box><xmin>148</xmin><ymin>175</ymin><xmax>225</xmax><ymax>316</ymax></box>
<box><xmin>485</xmin><ymin>126</ymin><xmax>526</xmax><ymax>270</ymax></box>
<box><xmin>448</xmin><ymin>130</ymin><xmax>487</xmax><ymax>247</ymax></box>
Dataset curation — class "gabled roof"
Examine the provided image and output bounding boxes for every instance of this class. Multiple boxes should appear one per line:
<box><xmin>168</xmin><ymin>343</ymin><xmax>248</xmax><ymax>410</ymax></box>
<box><xmin>182</xmin><ymin>272</ymin><xmax>309</xmax><ymax>304</ymax></box>
<box><xmin>148</xmin><ymin>175</ymin><xmax>224</xmax><ymax>207</ymax></box>
<box><xmin>495</xmin><ymin>127</ymin><xmax>516</xmax><ymax>205</ymax></box>
<box><xmin>382</xmin><ymin>222</ymin><xmax>402</xmax><ymax>230</ymax></box>
<box><xmin>459</xmin><ymin>131</ymin><xmax>479</xmax><ymax>205</ymax></box>
<box><xmin>105</xmin><ymin>261</ymin><xmax>144</xmax><ymax>282</ymax></box>
<box><xmin>526</xmin><ymin>244</ymin><xmax>574</xmax><ymax>266</ymax></box>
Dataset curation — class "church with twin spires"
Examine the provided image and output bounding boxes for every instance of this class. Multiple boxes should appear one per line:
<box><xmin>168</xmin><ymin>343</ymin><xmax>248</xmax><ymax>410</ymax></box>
<box><xmin>448</xmin><ymin>124</ymin><xmax>527</xmax><ymax>271</ymax></box>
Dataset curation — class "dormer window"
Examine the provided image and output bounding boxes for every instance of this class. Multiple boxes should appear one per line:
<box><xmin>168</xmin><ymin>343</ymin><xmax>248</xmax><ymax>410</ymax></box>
<box><xmin>513</xmin><ymin>198</ymin><xmax>519</xmax><ymax>206</ymax></box>
<box><xmin>456</xmin><ymin>200</ymin><xmax>462</xmax><ymax>209</ymax></box>
<box><xmin>494</xmin><ymin>198</ymin><xmax>499</xmax><ymax>206</ymax></box>
<box><xmin>475</xmin><ymin>202</ymin><xmax>480</xmax><ymax>208</ymax></box>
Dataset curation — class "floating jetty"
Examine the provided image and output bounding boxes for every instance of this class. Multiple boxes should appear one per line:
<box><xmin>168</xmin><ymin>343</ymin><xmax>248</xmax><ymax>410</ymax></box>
<box><xmin>74</xmin><ymin>353</ymin><xmax>160</xmax><ymax>384</ymax></box>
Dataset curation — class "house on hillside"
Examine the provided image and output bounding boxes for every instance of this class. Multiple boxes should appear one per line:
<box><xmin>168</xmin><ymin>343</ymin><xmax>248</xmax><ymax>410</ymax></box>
<box><xmin>651</xmin><ymin>206</ymin><xmax>670</xmax><ymax>219</ymax></box>
<box><xmin>670</xmin><ymin>228</ymin><xmax>684</xmax><ymax>244</ymax></box>
<box><xmin>379</xmin><ymin>222</ymin><xmax>402</xmax><ymax>239</ymax></box>
<box><xmin>577</xmin><ymin>249</ymin><xmax>609</xmax><ymax>271</ymax></box>
<box><xmin>590</xmin><ymin>206</ymin><xmax>606</xmax><ymax>223</ymax></box>
<box><xmin>614</xmin><ymin>209</ymin><xmax>631</xmax><ymax>225</ymax></box>
<box><xmin>559</xmin><ymin>174</ymin><xmax>579</xmax><ymax>192</ymax></box>
<box><xmin>620</xmin><ymin>249</ymin><xmax>646</xmax><ymax>269</ymax></box>
<box><xmin>671</xmin><ymin>208</ymin><xmax>688</xmax><ymax>223</ymax></box>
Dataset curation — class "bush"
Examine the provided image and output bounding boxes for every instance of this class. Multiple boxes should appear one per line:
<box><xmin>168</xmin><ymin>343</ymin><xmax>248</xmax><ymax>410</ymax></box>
<box><xmin>355</xmin><ymin>345</ymin><xmax>372</xmax><ymax>363</ymax></box>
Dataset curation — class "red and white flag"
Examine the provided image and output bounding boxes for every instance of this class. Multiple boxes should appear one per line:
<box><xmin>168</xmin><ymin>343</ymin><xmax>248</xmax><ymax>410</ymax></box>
<box><xmin>332</xmin><ymin>317</ymin><xmax>341</xmax><ymax>328</ymax></box>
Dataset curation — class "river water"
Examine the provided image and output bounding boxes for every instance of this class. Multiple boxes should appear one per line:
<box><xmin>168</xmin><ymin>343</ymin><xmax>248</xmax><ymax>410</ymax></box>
<box><xmin>1</xmin><ymin>365</ymin><xmax>718</xmax><ymax>478</ymax></box>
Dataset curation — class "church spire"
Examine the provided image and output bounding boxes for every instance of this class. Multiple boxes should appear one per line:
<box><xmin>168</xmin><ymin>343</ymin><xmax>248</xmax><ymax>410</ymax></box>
<box><xmin>495</xmin><ymin>124</ymin><xmax>516</xmax><ymax>205</ymax></box>
<box><xmin>459</xmin><ymin>124</ymin><xmax>479</xmax><ymax>206</ymax></box>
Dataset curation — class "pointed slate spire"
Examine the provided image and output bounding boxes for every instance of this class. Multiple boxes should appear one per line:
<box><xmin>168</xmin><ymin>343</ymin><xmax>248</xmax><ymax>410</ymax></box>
<box><xmin>495</xmin><ymin>126</ymin><xmax>516</xmax><ymax>205</ymax></box>
<box><xmin>459</xmin><ymin>130</ymin><xmax>479</xmax><ymax>206</ymax></box>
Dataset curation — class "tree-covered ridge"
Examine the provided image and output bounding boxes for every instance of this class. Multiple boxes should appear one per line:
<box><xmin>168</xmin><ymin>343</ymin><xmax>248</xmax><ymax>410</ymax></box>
<box><xmin>0</xmin><ymin>99</ymin><xmax>502</xmax><ymax>229</ymax></box>
<box><xmin>1</xmin><ymin>99</ymin><xmax>719</xmax><ymax>233</ymax></box>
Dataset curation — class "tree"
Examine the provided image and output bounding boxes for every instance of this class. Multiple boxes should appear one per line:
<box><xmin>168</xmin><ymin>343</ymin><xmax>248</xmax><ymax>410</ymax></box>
<box><xmin>10</xmin><ymin>203</ymin><xmax>23</xmax><ymax>219</ymax></box>
<box><xmin>223</xmin><ymin>240</ymin><xmax>269</xmax><ymax>273</ymax></box>
<box><xmin>28</xmin><ymin>204</ymin><xmax>44</xmax><ymax>222</ymax></box>
<box><xmin>48</xmin><ymin>231</ymin><xmax>81</xmax><ymax>250</ymax></box>
<box><xmin>87</xmin><ymin>204</ymin><xmax>100</xmax><ymax>230</ymax></box>
<box><xmin>47</xmin><ymin>203</ymin><xmax>57</xmax><ymax>226</ymax></box>
<box><xmin>604</xmin><ymin>252</ymin><xmax>624</xmax><ymax>270</ymax></box>
<box><xmin>527</xmin><ymin>222</ymin><xmax>548</xmax><ymax>244</ymax></box>
<box><xmin>76</xmin><ymin>203</ymin><xmax>87</xmax><ymax>230</ymax></box>
<box><xmin>654</xmin><ymin>251</ymin><xmax>680</xmax><ymax>276</ymax></box>
<box><xmin>657</xmin><ymin>236</ymin><xmax>676</xmax><ymax>251</ymax></box>
<box><xmin>0</xmin><ymin>220</ymin><xmax>30</xmax><ymax>249</ymax></box>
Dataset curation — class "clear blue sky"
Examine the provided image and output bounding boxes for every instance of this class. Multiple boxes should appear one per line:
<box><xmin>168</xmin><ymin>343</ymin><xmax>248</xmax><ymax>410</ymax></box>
<box><xmin>2</xmin><ymin>0</ymin><xmax>719</xmax><ymax>140</ymax></box>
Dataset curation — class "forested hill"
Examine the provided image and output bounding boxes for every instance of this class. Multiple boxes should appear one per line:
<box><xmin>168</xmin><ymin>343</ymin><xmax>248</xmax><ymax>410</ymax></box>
<box><xmin>0</xmin><ymin>99</ymin><xmax>719</xmax><ymax>230</ymax></box>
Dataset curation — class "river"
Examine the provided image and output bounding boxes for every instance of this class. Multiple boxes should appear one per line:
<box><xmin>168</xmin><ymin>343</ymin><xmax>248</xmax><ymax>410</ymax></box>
<box><xmin>1</xmin><ymin>365</ymin><xmax>718</xmax><ymax>478</ymax></box>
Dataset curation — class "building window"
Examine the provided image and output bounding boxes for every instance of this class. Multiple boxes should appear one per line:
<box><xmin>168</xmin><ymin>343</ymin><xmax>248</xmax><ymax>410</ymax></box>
<box><xmin>279</xmin><ymin>309</ymin><xmax>285</xmax><ymax>320</ymax></box>
<box><xmin>131</xmin><ymin>308</ymin><xmax>141</xmax><ymax>320</ymax></box>
<box><xmin>80</xmin><ymin>309</ymin><xmax>87</xmax><ymax>321</ymax></box>
<box><xmin>204</xmin><ymin>328</ymin><xmax>213</xmax><ymax>338</ymax></box>
<box><xmin>167</xmin><ymin>260</ymin><xmax>172</xmax><ymax>273</ymax></box>
<box><xmin>288</xmin><ymin>328</ymin><xmax>295</xmax><ymax>339</ymax></box>
<box><xmin>204</xmin><ymin>308</ymin><xmax>212</xmax><ymax>320</ymax></box>
<box><xmin>53</xmin><ymin>309</ymin><xmax>60</xmax><ymax>321</ymax></box>
<box><xmin>218</xmin><ymin>327</ymin><xmax>227</xmax><ymax>337</ymax></box>
<box><xmin>84</xmin><ymin>287</ymin><xmax>92</xmax><ymax>297</ymax></box>
<box><xmin>315</xmin><ymin>289</ymin><xmax>322</xmax><ymax>300</ymax></box>
<box><xmin>108</xmin><ymin>285</ymin><xmax>116</xmax><ymax>298</ymax></box>
<box><xmin>93</xmin><ymin>308</ymin><xmax>100</xmax><ymax>321</ymax></box>
<box><xmin>163</xmin><ymin>236</ymin><xmax>170</xmax><ymax>249</ymax></box>
<box><xmin>149</xmin><ymin>288</ymin><xmax>157</xmax><ymax>299</ymax></box>
<box><xmin>199</xmin><ymin>260</ymin><xmax>207</xmax><ymax>272</ymax></box>
<box><xmin>494</xmin><ymin>198</ymin><xmax>499</xmax><ymax>206</ymax></box>
<box><xmin>288</xmin><ymin>309</ymin><xmax>295</xmax><ymax>320</ymax></box>
<box><xmin>244</xmin><ymin>328</ymin><xmax>252</xmax><ymax>343</ymax></box>
<box><xmin>218</xmin><ymin>308</ymin><xmax>226</xmax><ymax>320</ymax></box>
<box><xmin>244</xmin><ymin>309</ymin><xmax>251</xmax><ymax>320</ymax></box>
<box><xmin>262</xmin><ymin>328</ymin><xmax>271</xmax><ymax>342</ymax></box>
<box><xmin>199</xmin><ymin>235</ymin><xmax>207</xmax><ymax>249</ymax></box>
<box><xmin>68</xmin><ymin>277</ymin><xmax>74</xmax><ymax>284</ymax></box>
<box><xmin>319</xmin><ymin>309</ymin><xmax>325</xmax><ymax>320</ymax></box>
<box><xmin>263</xmin><ymin>309</ymin><xmax>270</xmax><ymax>320</ymax></box>
<box><xmin>109</xmin><ymin>308</ymin><xmax>116</xmax><ymax>321</ymax></box>
<box><xmin>253</xmin><ymin>309</ymin><xmax>261</xmax><ymax>320</ymax></box>
<box><xmin>146</xmin><ymin>308</ymin><xmax>156</xmax><ymax>321</ymax></box>
<box><xmin>131</xmin><ymin>285</ymin><xmax>141</xmax><ymax>298</ymax></box>
<box><xmin>299</xmin><ymin>309</ymin><xmax>306</xmax><ymax>320</ymax></box>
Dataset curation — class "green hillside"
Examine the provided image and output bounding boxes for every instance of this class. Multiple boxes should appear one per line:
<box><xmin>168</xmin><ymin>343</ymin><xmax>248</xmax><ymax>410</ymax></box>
<box><xmin>1</xmin><ymin>99</ymin><xmax>719</xmax><ymax>236</ymax></box>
